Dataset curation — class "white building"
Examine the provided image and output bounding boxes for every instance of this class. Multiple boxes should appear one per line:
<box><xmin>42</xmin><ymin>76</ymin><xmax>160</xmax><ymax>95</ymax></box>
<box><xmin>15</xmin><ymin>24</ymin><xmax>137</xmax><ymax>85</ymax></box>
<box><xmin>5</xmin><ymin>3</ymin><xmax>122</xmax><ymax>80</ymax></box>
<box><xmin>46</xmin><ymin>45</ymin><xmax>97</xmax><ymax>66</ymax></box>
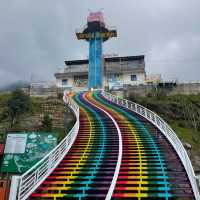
<box><xmin>145</xmin><ymin>74</ymin><xmax>162</xmax><ymax>84</ymax></box>
<box><xmin>55</xmin><ymin>55</ymin><xmax>146</xmax><ymax>90</ymax></box>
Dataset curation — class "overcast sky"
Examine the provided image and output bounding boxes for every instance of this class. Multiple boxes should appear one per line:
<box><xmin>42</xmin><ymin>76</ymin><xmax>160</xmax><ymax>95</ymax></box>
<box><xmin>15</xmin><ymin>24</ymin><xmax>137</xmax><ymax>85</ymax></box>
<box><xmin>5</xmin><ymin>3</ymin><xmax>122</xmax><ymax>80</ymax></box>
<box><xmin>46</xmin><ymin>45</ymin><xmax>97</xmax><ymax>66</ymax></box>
<box><xmin>0</xmin><ymin>0</ymin><xmax>200</xmax><ymax>87</ymax></box>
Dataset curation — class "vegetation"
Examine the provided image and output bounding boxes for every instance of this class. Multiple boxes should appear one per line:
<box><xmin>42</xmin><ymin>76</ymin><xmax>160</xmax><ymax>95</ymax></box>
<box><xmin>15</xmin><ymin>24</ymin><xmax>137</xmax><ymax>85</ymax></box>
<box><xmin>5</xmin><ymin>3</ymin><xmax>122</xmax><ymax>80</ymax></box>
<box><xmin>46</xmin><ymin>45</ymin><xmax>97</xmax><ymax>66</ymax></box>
<box><xmin>29</xmin><ymin>97</ymin><xmax>42</xmax><ymax>114</ymax></box>
<box><xmin>42</xmin><ymin>114</ymin><xmax>53</xmax><ymax>132</ymax></box>
<box><xmin>170</xmin><ymin>123</ymin><xmax>200</xmax><ymax>153</ymax></box>
<box><xmin>7</xmin><ymin>89</ymin><xmax>31</xmax><ymax>127</ymax></box>
<box><xmin>0</xmin><ymin>90</ymin><xmax>75</xmax><ymax>143</ymax></box>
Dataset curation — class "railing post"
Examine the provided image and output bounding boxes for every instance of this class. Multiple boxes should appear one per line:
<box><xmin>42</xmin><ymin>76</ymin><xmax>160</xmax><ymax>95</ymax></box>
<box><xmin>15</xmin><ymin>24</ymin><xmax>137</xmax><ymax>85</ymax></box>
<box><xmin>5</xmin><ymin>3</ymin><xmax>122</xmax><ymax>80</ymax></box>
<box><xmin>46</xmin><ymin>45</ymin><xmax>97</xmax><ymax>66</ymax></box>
<box><xmin>131</xmin><ymin>103</ymin><xmax>136</xmax><ymax>111</ymax></box>
<box><xmin>126</xmin><ymin>100</ymin><xmax>128</xmax><ymax>108</ymax></box>
<box><xmin>144</xmin><ymin>108</ymin><xmax>147</xmax><ymax>118</ymax></box>
<box><xmin>196</xmin><ymin>175</ymin><xmax>200</xmax><ymax>188</ymax></box>
<box><xmin>9</xmin><ymin>176</ymin><xmax>20</xmax><ymax>200</ymax></box>
<box><xmin>136</xmin><ymin>105</ymin><xmax>140</xmax><ymax>114</ymax></box>
<box><xmin>109</xmin><ymin>93</ymin><xmax>111</xmax><ymax>100</ymax></box>
<box><xmin>48</xmin><ymin>153</ymin><xmax>53</xmax><ymax>171</ymax></box>
<box><xmin>34</xmin><ymin>168</ymin><xmax>39</xmax><ymax>185</ymax></box>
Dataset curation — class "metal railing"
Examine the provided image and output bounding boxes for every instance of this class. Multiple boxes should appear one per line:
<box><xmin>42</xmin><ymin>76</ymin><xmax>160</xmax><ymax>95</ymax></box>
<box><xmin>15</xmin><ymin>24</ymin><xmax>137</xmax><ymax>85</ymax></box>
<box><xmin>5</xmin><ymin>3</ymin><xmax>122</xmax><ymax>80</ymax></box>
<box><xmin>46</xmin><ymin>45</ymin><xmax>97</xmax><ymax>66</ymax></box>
<box><xmin>10</xmin><ymin>91</ymin><xmax>80</xmax><ymax>200</ymax></box>
<box><xmin>102</xmin><ymin>91</ymin><xmax>200</xmax><ymax>200</ymax></box>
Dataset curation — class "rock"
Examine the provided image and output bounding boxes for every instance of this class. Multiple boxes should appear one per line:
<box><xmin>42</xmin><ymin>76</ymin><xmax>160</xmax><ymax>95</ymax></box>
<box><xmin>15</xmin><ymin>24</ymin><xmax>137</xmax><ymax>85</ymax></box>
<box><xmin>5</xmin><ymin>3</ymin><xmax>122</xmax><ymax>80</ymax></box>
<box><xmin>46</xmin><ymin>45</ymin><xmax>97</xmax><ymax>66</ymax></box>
<box><xmin>193</xmin><ymin>155</ymin><xmax>200</xmax><ymax>172</ymax></box>
<box><xmin>184</xmin><ymin>142</ymin><xmax>192</xmax><ymax>150</ymax></box>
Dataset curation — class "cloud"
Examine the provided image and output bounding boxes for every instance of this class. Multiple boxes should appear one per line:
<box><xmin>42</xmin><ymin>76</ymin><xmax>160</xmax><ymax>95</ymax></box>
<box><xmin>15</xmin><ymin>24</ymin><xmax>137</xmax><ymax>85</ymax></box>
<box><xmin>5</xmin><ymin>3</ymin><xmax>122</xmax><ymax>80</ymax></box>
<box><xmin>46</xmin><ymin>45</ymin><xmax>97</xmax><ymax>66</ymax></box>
<box><xmin>0</xmin><ymin>0</ymin><xmax>200</xmax><ymax>87</ymax></box>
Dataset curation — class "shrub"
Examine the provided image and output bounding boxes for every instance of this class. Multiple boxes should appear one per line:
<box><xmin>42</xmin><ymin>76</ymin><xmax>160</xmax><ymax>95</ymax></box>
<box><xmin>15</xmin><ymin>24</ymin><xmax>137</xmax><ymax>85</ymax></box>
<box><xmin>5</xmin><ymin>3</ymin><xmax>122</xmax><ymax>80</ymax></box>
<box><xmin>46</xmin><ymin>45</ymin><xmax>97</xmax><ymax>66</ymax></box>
<box><xmin>42</xmin><ymin>113</ymin><xmax>52</xmax><ymax>132</ymax></box>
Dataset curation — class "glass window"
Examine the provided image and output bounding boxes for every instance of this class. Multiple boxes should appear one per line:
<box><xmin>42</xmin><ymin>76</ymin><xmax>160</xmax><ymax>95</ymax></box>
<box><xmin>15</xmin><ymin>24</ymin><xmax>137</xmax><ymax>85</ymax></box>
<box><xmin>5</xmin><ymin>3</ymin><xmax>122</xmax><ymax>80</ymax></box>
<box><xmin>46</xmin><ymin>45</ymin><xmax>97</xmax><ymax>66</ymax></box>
<box><xmin>74</xmin><ymin>75</ymin><xmax>88</xmax><ymax>87</ymax></box>
<box><xmin>131</xmin><ymin>75</ymin><xmax>137</xmax><ymax>81</ymax></box>
<box><xmin>62</xmin><ymin>79</ymin><xmax>68</xmax><ymax>85</ymax></box>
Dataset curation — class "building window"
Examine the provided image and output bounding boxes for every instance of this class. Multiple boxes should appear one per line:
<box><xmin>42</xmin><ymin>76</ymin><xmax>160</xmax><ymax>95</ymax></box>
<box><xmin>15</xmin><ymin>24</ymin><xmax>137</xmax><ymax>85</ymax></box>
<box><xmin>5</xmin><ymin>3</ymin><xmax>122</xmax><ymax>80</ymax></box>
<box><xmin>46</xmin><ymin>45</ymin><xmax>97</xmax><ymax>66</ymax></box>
<box><xmin>74</xmin><ymin>75</ymin><xmax>88</xmax><ymax>87</ymax></box>
<box><xmin>131</xmin><ymin>75</ymin><xmax>137</xmax><ymax>81</ymax></box>
<box><xmin>62</xmin><ymin>79</ymin><xmax>68</xmax><ymax>85</ymax></box>
<box><xmin>108</xmin><ymin>73</ymin><xmax>122</xmax><ymax>82</ymax></box>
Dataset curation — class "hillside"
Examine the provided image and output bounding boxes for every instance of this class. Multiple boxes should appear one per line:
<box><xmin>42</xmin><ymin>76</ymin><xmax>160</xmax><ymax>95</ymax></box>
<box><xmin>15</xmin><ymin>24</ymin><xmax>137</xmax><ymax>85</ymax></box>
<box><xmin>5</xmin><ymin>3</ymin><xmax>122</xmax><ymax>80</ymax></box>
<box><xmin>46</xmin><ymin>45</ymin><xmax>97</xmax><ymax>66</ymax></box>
<box><xmin>0</xmin><ymin>92</ymin><xmax>75</xmax><ymax>143</ymax></box>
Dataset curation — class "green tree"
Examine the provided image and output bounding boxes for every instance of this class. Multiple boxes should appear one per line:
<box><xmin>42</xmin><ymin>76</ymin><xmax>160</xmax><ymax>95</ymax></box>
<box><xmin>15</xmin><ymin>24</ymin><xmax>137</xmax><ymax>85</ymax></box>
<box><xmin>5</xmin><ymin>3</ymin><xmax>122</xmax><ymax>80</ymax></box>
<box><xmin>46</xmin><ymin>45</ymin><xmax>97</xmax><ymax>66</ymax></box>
<box><xmin>7</xmin><ymin>89</ymin><xmax>30</xmax><ymax>126</ymax></box>
<box><xmin>42</xmin><ymin>114</ymin><xmax>53</xmax><ymax>132</ymax></box>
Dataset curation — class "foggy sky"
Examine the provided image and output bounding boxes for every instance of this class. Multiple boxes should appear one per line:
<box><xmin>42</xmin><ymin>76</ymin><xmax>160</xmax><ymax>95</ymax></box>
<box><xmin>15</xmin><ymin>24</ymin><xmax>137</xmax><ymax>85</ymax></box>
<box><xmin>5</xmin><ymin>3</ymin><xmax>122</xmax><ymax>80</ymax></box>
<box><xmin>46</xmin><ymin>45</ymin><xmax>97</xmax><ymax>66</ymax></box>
<box><xmin>0</xmin><ymin>0</ymin><xmax>200</xmax><ymax>87</ymax></box>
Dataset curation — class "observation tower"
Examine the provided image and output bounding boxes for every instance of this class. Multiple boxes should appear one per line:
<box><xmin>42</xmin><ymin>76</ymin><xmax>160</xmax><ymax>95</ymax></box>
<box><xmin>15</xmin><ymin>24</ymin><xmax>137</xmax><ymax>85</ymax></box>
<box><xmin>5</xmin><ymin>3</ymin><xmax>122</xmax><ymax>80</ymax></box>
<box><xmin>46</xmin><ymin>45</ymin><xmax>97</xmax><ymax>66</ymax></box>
<box><xmin>76</xmin><ymin>12</ymin><xmax>117</xmax><ymax>89</ymax></box>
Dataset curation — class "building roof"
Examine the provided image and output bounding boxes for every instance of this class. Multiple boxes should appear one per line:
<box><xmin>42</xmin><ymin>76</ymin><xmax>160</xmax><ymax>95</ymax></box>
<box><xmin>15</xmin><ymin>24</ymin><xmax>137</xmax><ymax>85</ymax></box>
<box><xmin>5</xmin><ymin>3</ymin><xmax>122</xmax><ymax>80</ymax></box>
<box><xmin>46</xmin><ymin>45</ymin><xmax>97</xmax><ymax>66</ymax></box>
<box><xmin>65</xmin><ymin>59</ymin><xmax>88</xmax><ymax>66</ymax></box>
<box><xmin>105</xmin><ymin>55</ymin><xmax>144</xmax><ymax>62</ymax></box>
<box><xmin>65</xmin><ymin>55</ymin><xmax>145</xmax><ymax>66</ymax></box>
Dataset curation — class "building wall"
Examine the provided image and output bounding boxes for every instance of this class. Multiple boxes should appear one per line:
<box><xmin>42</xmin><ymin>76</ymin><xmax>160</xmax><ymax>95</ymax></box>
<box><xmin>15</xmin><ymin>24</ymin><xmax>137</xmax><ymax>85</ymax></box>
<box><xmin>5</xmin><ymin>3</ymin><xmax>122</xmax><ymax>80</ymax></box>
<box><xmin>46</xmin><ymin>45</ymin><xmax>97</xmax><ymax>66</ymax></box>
<box><xmin>111</xmin><ymin>83</ymin><xmax>200</xmax><ymax>98</ymax></box>
<box><xmin>171</xmin><ymin>83</ymin><xmax>200</xmax><ymax>95</ymax></box>
<box><xmin>55</xmin><ymin>58</ymin><xmax>146</xmax><ymax>89</ymax></box>
<box><xmin>55</xmin><ymin>72</ymin><xmax>146</xmax><ymax>89</ymax></box>
<box><xmin>105</xmin><ymin>59</ymin><xmax>144</xmax><ymax>73</ymax></box>
<box><xmin>146</xmin><ymin>74</ymin><xmax>162</xmax><ymax>84</ymax></box>
<box><xmin>29</xmin><ymin>82</ymin><xmax>200</xmax><ymax>97</ymax></box>
<box><xmin>122</xmin><ymin>72</ymin><xmax>146</xmax><ymax>85</ymax></box>
<box><xmin>56</xmin><ymin>77</ymin><xmax>74</xmax><ymax>88</ymax></box>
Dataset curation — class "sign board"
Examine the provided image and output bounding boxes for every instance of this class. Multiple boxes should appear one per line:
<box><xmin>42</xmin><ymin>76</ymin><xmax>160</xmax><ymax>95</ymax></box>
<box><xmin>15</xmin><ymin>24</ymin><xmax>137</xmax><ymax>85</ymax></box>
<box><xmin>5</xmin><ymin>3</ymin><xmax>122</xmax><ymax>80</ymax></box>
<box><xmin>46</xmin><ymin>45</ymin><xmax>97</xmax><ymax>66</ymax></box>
<box><xmin>1</xmin><ymin>132</ymin><xmax>58</xmax><ymax>173</ymax></box>
<box><xmin>4</xmin><ymin>134</ymin><xmax>27</xmax><ymax>154</ymax></box>
<box><xmin>76</xmin><ymin>31</ymin><xmax>117</xmax><ymax>40</ymax></box>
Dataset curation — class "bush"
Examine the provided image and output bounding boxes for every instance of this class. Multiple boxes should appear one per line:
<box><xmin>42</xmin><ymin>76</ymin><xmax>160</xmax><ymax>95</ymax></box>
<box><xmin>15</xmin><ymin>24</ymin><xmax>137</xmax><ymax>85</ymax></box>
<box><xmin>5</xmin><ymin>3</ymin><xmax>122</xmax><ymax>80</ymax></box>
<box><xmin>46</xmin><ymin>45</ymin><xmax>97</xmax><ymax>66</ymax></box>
<box><xmin>42</xmin><ymin>114</ymin><xmax>52</xmax><ymax>132</ymax></box>
<box><xmin>7</xmin><ymin>89</ymin><xmax>30</xmax><ymax>127</ymax></box>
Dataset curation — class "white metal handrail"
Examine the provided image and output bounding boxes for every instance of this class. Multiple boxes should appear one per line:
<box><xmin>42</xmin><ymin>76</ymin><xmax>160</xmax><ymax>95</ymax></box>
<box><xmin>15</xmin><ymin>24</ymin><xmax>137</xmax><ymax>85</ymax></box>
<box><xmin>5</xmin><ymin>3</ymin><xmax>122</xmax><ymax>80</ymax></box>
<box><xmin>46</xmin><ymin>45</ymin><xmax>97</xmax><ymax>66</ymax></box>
<box><xmin>102</xmin><ymin>91</ymin><xmax>200</xmax><ymax>200</ymax></box>
<box><xmin>11</xmin><ymin>92</ymin><xmax>80</xmax><ymax>200</ymax></box>
<box><xmin>82</xmin><ymin>93</ymin><xmax>122</xmax><ymax>200</ymax></box>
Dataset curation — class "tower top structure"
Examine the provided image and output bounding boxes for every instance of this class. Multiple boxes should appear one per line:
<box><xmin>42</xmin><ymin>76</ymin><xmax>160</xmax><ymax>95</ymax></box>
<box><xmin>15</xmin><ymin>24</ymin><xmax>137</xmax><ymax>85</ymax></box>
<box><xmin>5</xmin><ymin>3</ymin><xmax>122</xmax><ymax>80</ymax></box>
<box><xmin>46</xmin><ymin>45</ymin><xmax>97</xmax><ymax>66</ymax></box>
<box><xmin>76</xmin><ymin>11</ymin><xmax>117</xmax><ymax>42</ymax></box>
<box><xmin>87</xmin><ymin>11</ymin><xmax>105</xmax><ymax>24</ymax></box>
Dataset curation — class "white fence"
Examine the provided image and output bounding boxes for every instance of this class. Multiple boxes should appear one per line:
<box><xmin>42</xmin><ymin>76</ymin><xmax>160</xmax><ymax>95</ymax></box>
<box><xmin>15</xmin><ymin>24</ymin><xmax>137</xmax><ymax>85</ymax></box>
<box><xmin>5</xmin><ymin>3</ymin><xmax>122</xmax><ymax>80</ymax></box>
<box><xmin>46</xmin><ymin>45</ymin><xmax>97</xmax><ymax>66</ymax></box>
<box><xmin>9</xmin><ymin>92</ymin><xmax>80</xmax><ymax>200</ymax></box>
<box><xmin>102</xmin><ymin>91</ymin><xmax>200</xmax><ymax>200</ymax></box>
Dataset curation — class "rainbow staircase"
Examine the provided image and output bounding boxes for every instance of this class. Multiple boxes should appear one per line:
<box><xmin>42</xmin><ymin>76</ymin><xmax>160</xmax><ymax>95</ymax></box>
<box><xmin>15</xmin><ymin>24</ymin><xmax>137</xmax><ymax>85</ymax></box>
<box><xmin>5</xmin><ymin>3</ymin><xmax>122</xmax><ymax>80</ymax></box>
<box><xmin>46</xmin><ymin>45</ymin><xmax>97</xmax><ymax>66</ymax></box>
<box><xmin>12</xmin><ymin>91</ymin><xmax>199</xmax><ymax>200</ymax></box>
<box><xmin>29</xmin><ymin>92</ymin><xmax>119</xmax><ymax>199</ymax></box>
<box><xmin>93</xmin><ymin>92</ymin><xmax>195</xmax><ymax>199</ymax></box>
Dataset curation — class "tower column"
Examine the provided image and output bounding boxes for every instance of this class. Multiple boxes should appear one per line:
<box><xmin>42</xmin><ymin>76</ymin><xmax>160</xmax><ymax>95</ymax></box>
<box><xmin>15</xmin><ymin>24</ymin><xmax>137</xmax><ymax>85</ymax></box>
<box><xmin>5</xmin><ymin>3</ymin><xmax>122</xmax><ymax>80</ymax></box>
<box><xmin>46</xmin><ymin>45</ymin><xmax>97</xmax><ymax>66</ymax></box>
<box><xmin>88</xmin><ymin>34</ymin><xmax>103</xmax><ymax>89</ymax></box>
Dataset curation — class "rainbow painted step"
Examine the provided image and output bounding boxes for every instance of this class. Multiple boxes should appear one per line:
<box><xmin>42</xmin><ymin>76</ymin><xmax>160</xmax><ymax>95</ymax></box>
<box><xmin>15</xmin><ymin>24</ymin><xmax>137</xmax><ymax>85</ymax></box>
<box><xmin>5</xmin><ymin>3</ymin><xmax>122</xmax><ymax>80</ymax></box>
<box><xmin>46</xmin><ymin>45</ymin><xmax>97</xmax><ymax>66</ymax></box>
<box><xmin>30</xmin><ymin>92</ymin><xmax>119</xmax><ymax>199</ymax></box>
<box><xmin>94</xmin><ymin>91</ymin><xmax>194</xmax><ymax>199</ymax></box>
<box><xmin>29</xmin><ymin>91</ymin><xmax>195</xmax><ymax>200</ymax></box>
